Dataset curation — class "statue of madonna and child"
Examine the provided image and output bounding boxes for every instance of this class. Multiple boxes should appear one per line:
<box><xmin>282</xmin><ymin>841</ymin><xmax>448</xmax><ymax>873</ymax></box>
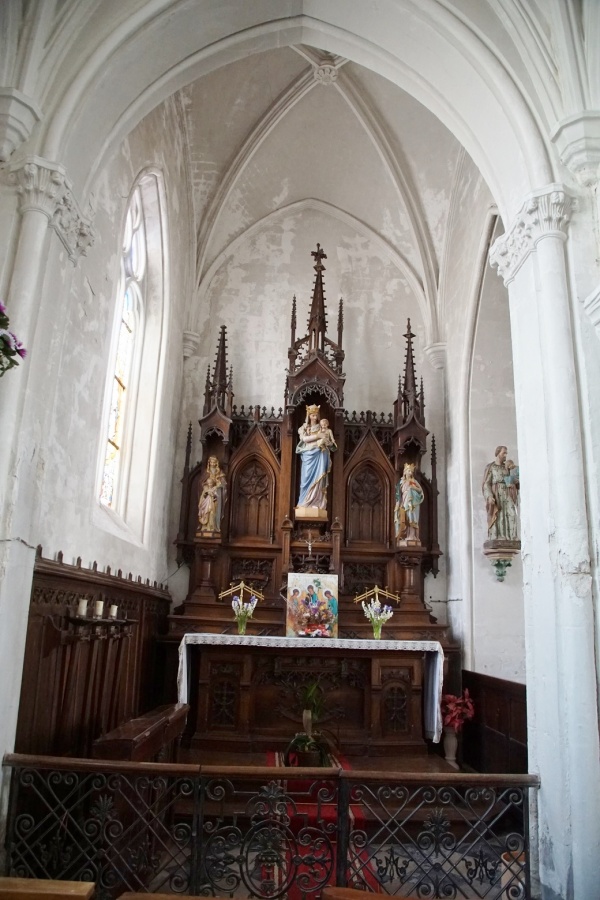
<box><xmin>197</xmin><ymin>455</ymin><xmax>227</xmax><ymax>535</ymax></box>
<box><xmin>295</xmin><ymin>404</ymin><xmax>337</xmax><ymax>518</ymax></box>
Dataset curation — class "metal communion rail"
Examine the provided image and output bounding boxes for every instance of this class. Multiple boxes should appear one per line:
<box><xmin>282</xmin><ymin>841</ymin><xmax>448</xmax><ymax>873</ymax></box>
<box><xmin>3</xmin><ymin>755</ymin><xmax>539</xmax><ymax>900</ymax></box>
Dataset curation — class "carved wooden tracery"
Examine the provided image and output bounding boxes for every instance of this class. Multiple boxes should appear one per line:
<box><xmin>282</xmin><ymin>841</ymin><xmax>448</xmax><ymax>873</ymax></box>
<box><xmin>231</xmin><ymin>458</ymin><xmax>273</xmax><ymax>540</ymax></box>
<box><xmin>348</xmin><ymin>464</ymin><xmax>386</xmax><ymax>544</ymax></box>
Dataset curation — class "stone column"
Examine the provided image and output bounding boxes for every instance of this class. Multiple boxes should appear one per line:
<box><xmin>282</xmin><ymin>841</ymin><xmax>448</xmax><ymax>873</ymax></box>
<box><xmin>490</xmin><ymin>184</ymin><xmax>600</xmax><ymax>900</ymax></box>
<box><xmin>1</xmin><ymin>157</ymin><xmax>95</xmax><ymax>509</ymax></box>
<box><xmin>0</xmin><ymin>158</ymin><xmax>94</xmax><ymax>850</ymax></box>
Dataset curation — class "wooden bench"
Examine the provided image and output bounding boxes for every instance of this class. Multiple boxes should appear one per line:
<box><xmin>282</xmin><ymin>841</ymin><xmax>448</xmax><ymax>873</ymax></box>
<box><xmin>118</xmin><ymin>895</ymin><xmax>232</xmax><ymax>899</ymax></box>
<box><xmin>0</xmin><ymin>878</ymin><xmax>94</xmax><ymax>899</ymax></box>
<box><xmin>92</xmin><ymin>703</ymin><xmax>188</xmax><ymax>761</ymax></box>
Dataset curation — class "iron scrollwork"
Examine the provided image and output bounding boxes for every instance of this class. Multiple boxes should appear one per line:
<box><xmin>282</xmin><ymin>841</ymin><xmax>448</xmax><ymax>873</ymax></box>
<box><xmin>6</xmin><ymin>761</ymin><xmax>531</xmax><ymax>900</ymax></box>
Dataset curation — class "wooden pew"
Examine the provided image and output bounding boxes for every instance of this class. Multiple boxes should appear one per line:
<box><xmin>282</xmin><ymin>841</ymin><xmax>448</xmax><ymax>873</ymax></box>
<box><xmin>118</xmin><ymin>895</ymin><xmax>231</xmax><ymax>899</ymax></box>
<box><xmin>0</xmin><ymin>878</ymin><xmax>94</xmax><ymax>899</ymax></box>
<box><xmin>92</xmin><ymin>703</ymin><xmax>188</xmax><ymax>761</ymax></box>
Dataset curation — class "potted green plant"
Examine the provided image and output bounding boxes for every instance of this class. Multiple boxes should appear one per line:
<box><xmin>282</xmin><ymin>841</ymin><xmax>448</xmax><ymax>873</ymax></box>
<box><xmin>284</xmin><ymin>679</ymin><xmax>332</xmax><ymax>766</ymax></box>
<box><xmin>299</xmin><ymin>679</ymin><xmax>325</xmax><ymax>736</ymax></box>
<box><xmin>284</xmin><ymin>730</ymin><xmax>330</xmax><ymax>767</ymax></box>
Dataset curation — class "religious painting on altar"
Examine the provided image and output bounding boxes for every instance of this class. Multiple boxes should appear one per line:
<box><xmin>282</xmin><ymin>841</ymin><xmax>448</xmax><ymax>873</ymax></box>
<box><xmin>286</xmin><ymin>573</ymin><xmax>339</xmax><ymax>638</ymax></box>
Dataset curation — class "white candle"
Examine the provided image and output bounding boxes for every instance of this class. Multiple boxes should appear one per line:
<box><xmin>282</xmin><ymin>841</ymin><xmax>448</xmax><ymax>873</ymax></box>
<box><xmin>77</xmin><ymin>598</ymin><xmax>88</xmax><ymax>617</ymax></box>
<box><xmin>94</xmin><ymin>600</ymin><xmax>104</xmax><ymax>618</ymax></box>
<box><xmin>109</xmin><ymin>604</ymin><xmax>118</xmax><ymax>619</ymax></box>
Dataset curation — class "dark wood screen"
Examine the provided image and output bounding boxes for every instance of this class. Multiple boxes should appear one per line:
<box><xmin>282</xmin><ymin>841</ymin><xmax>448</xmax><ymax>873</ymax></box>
<box><xmin>15</xmin><ymin>549</ymin><xmax>170</xmax><ymax>758</ymax></box>
<box><xmin>461</xmin><ymin>669</ymin><xmax>527</xmax><ymax>774</ymax></box>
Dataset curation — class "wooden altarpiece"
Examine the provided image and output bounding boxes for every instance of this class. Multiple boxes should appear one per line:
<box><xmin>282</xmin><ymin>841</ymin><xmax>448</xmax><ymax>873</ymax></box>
<box><xmin>171</xmin><ymin>246</ymin><xmax>449</xmax><ymax>755</ymax></box>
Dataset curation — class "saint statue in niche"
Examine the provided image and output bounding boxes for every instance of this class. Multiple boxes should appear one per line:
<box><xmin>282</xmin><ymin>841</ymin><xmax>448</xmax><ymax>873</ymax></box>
<box><xmin>482</xmin><ymin>445</ymin><xmax>519</xmax><ymax>541</ymax></box>
<box><xmin>197</xmin><ymin>456</ymin><xmax>227</xmax><ymax>535</ymax></box>
<box><xmin>394</xmin><ymin>462</ymin><xmax>425</xmax><ymax>543</ymax></box>
<box><xmin>295</xmin><ymin>404</ymin><xmax>337</xmax><ymax>516</ymax></box>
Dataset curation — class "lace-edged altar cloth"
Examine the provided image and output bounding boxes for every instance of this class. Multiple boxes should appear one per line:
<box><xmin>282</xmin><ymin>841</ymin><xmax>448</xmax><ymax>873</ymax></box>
<box><xmin>177</xmin><ymin>633</ymin><xmax>444</xmax><ymax>742</ymax></box>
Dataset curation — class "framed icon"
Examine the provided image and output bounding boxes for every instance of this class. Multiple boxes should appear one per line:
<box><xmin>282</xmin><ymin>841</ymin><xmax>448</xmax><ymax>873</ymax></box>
<box><xmin>286</xmin><ymin>573</ymin><xmax>339</xmax><ymax>638</ymax></box>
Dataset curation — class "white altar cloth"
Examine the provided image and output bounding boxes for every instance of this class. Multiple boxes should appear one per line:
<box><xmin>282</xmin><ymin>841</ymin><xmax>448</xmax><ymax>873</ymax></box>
<box><xmin>177</xmin><ymin>633</ymin><xmax>444</xmax><ymax>742</ymax></box>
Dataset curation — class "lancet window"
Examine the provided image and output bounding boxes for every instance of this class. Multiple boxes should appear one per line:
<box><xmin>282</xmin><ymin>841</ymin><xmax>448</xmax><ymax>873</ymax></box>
<box><xmin>100</xmin><ymin>185</ymin><xmax>146</xmax><ymax>509</ymax></box>
<box><xmin>98</xmin><ymin>171</ymin><xmax>167</xmax><ymax>538</ymax></box>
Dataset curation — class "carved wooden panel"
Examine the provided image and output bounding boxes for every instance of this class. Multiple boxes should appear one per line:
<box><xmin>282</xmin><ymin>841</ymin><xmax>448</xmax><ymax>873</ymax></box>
<box><xmin>381</xmin><ymin>684</ymin><xmax>409</xmax><ymax>735</ymax></box>
<box><xmin>188</xmin><ymin>644</ymin><xmax>426</xmax><ymax>755</ymax></box>
<box><xmin>343</xmin><ymin>562</ymin><xmax>387</xmax><ymax>595</ymax></box>
<box><xmin>347</xmin><ymin>464</ymin><xmax>386</xmax><ymax>543</ymax></box>
<box><xmin>208</xmin><ymin>662</ymin><xmax>242</xmax><ymax>728</ymax></box>
<box><xmin>15</xmin><ymin>552</ymin><xmax>170</xmax><ymax>757</ymax></box>
<box><xmin>230</xmin><ymin>457</ymin><xmax>273</xmax><ymax>540</ymax></box>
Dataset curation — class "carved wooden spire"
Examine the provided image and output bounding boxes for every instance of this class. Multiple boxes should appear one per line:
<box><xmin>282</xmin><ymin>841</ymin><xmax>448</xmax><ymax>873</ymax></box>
<box><xmin>307</xmin><ymin>243</ymin><xmax>328</xmax><ymax>353</ymax></box>
<box><xmin>214</xmin><ymin>325</ymin><xmax>228</xmax><ymax>398</ymax></box>
<box><xmin>202</xmin><ymin>325</ymin><xmax>233</xmax><ymax>417</ymax></box>
<box><xmin>393</xmin><ymin>318</ymin><xmax>428</xmax><ymax>467</ymax></box>
<box><xmin>286</xmin><ymin>245</ymin><xmax>345</xmax><ymax>407</ymax></box>
<box><xmin>184</xmin><ymin>421</ymin><xmax>193</xmax><ymax>474</ymax></box>
<box><xmin>290</xmin><ymin>294</ymin><xmax>297</xmax><ymax>344</ymax></box>
<box><xmin>403</xmin><ymin>319</ymin><xmax>418</xmax><ymax>418</ymax></box>
<box><xmin>337</xmin><ymin>297</ymin><xmax>344</xmax><ymax>348</ymax></box>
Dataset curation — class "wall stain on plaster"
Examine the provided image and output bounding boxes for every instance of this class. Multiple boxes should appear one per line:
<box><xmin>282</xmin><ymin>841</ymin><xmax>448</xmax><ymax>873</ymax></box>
<box><xmin>0</xmin><ymin>537</ymin><xmax>36</xmax><ymax>550</ymax></box>
<box><xmin>556</xmin><ymin>547</ymin><xmax>591</xmax><ymax>579</ymax></box>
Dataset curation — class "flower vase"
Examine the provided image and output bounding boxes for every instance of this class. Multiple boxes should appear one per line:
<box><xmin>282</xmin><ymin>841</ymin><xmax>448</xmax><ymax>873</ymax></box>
<box><xmin>237</xmin><ymin>618</ymin><xmax>247</xmax><ymax>636</ymax></box>
<box><xmin>302</xmin><ymin>709</ymin><xmax>313</xmax><ymax>737</ymax></box>
<box><xmin>443</xmin><ymin>726</ymin><xmax>459</xmax><ymax>769</ymax></box>
<box><xmin>372</xmin><ymin>621</ymin><xmax>383</xmax><ymax>640</ymax></box>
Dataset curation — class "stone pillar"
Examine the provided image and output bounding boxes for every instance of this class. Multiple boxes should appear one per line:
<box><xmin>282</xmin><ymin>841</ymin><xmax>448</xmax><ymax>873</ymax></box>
<box><xmin>1</xmin><ymin>157</ymin><xmax>95</xmax><ymax>509</ymax></box>
<box><xmin>490</xmin><ymin>184</ymin><xmax>600</xmax><ymax>900</ymax></box>
<box><xmin>0</xmin><ymin>159</ymin><xmax>94</xmax><ymax>851</ymax></box>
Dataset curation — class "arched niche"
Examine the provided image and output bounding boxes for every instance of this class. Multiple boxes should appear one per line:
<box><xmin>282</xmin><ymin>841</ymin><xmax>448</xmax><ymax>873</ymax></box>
<box><xmin>467</xmin><ymin>219</ymin><xmax>524</xmax><ymax>682</ymax></box>
<box><xmin>229</xmin><ymin>455</ymin><xmax>276</xmax><ymax>542</ymax></box>
<box><xmin>346</xmin><ymin>462</ymin><xmax>390</xmax><ymax>546</ymax></box>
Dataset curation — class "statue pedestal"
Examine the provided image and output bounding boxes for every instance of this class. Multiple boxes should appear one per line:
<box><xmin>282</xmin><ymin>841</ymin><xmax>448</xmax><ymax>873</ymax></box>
<box><xmin>294</xmin><ymin>506</ymin><xmax>328</xmax><ymax>521</ymax></box>
<box><xmin>483</xmin><ymin>539</ymin><xmax>521</xmax><ymax>582</ymax></box>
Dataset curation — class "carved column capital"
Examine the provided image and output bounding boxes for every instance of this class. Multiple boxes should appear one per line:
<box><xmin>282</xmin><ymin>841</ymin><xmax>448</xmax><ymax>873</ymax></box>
<box><xmin>9</xmin><ymin>156</ymin><xmax>95</xmax><ymax>263</ymax></box>
<box><xmin>424</xmin><ymin>342</ymin><xmax>446</xmax><ymax>371</ymax></box>
<box><xmin>551</xmin><ymin>112</ymin><xmax>600</xmax><ymax>189</ymax></box>
<box><xmin>183</xmin><ymin>330</ymin><xmax>200</xmax><ymax>359</ymax></box>
<box><xmin>0</xmin><ymin>88</ymin><xmax>42</xmax><ymax>162</ymax></box>
<box><xmin>489</xmin><ymin>184</ymin><xmax>576</xmax><ymax>285</ymax></box>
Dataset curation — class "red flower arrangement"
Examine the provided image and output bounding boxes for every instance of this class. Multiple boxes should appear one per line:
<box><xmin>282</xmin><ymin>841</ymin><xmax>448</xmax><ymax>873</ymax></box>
<box><xmin>441</xmin><ymin>689</ymin><xmax>475</xmax><ymax>733</ymax></box>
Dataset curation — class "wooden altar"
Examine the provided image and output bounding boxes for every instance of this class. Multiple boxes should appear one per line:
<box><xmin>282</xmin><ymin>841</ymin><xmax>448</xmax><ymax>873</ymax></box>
<box><xmin>168</xmin><ymin>245</ymin><xmax>453</xmax><ymax>754</ymax></box>
<box><xmin>178</xmin><ymin>634</ymin><xmax>443</xmax><ymax>756</ymax></box>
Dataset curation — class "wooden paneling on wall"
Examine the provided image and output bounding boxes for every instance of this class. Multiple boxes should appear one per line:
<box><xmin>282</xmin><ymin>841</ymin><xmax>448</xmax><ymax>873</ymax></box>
<box><xmin>15</xmin><ymin>548</ymin><xmax>171</xmax><ymax>758</ymax></box>
<box><xmin>461</xmin><ymin>670</ymin><xmax>527</xmax><ymax>774</ymax></box>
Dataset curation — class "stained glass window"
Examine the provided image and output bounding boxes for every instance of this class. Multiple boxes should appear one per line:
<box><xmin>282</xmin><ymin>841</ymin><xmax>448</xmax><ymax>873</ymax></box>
<box><xmin>100</xmin><ymin>186</ymin><xmax>146</xmax><ymax>508</ymax></box>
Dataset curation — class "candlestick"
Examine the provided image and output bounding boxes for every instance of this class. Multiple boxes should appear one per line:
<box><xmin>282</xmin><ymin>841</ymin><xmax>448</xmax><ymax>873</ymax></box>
<box><xmin>77</xmin><ymin>598</ymin><xmax>88</xmax><ymax>617</ymax></box>
<box><xmin>109</xmin><ymin>604</ymin><xmax>118</xmax><ymax>619</ymax></box>
<box><xmin>94</xmin><ymin>600</ymin><xmax>104</xmax><ymax>618</ymax></box>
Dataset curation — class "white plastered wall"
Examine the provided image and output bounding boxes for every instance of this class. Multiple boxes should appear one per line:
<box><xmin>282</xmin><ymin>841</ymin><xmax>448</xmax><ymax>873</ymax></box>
<box><xmin>29</xmin><ymin>96</ymin><xmax>194</xmax><ymax>577</ymax></box>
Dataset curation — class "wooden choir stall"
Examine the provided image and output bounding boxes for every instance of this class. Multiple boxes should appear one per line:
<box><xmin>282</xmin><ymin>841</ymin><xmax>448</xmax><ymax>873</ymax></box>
<box><xmin>169</xmin><ymin>245</ymin><xmax>454</xmax><ymax>760</ymax></box>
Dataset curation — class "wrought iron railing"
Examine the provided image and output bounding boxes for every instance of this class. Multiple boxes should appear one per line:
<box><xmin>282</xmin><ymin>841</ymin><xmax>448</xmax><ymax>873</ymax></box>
<box><xmin>3</xmin><ymin>754</ymin><xmax>538</xmax><ymax>899</ymax></box>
